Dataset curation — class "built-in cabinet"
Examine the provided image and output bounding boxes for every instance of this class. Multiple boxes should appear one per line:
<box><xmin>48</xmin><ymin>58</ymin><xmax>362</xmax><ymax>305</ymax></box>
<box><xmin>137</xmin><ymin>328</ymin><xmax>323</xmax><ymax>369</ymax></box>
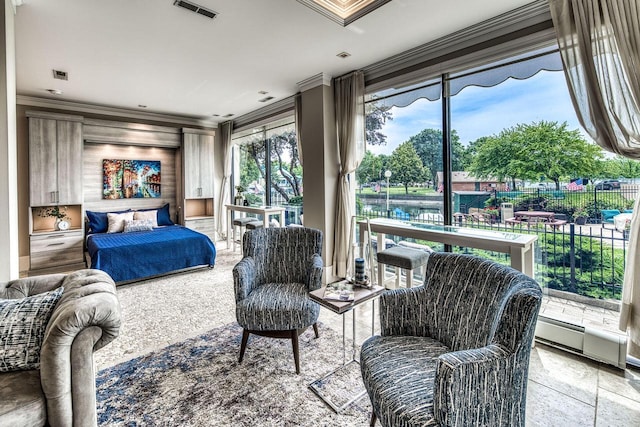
<box><xmin>28</xmin><ymin>112</ymin><xmax>83</xmax><ymax>206</ymax></box>
<box><xmin>181</xmin><ymin>128</ymin><xmax>216</xmax><ymax>240</ymax></box>
<box><xmin>27</xmin><ymin>111</ymin><xmax>85</xmax><ymax>272</ymax></box>
<box><xmin>183</xmin><ymin>131</ymin><xmax>214</xmax><ymax>198</ymax></box>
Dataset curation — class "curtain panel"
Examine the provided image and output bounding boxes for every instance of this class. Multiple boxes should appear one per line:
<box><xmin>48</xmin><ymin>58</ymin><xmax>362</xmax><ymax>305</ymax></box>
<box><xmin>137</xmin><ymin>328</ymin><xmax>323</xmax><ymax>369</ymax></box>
<box><xmin>295</xmin><ymin>93</ymin><xmax>304</xmax><ymax>166</ymax></box>
<box><xmin>216</xmin><ymin>120</ymin><xmax>233</xmax><ymax>241</ymax></box>
<box><xmin>549</xmin><ymin>0</ymin><xmax>640</xmax><ymax>358</ymax></box>
<box><xmin>332</xmin><ymin>71</ymin><xmax>366</xmax><ymax>278</ymax></box>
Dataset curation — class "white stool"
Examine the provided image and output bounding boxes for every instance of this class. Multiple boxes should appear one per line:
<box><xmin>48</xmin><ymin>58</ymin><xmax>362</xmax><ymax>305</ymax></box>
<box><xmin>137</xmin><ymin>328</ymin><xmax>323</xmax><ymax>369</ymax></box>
<box><xmin>376</xmin><ymin>246</ymin><xmax>431</xmax><ymax>289</ymax></box>
<box><xmin>233</xmin><ymin>217</ymin><xmax>256</xmax><ymax>252</ymax></box>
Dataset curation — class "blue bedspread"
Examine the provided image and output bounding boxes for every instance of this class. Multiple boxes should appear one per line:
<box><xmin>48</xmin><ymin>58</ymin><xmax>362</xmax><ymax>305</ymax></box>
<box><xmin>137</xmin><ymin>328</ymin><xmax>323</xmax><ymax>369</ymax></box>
<box><xmin>87</xmin><ymin>225</ymin><xmax>216</xmax><ymax>283</ymax></box>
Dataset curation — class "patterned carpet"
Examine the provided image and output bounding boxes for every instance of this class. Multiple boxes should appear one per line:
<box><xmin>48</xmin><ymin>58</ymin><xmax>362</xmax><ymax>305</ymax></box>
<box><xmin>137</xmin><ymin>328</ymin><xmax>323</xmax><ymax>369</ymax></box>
<box><xmin>94</xmin><ymin>248</ymin><xmax>372</xmax><ymax>426</ymax></box>
<box><xmin>96</xmin><ymin>322</ymin><xmax>370</xmax><ymax>426</ymax></box>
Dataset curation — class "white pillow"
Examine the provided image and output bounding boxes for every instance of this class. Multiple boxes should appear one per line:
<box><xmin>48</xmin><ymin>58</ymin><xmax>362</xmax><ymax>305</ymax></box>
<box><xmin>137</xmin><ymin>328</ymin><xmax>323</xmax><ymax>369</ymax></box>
<box><xmin>107</xmin><ymin>211</ymin><xmax>134</xmax><ymax>233</ymax></box>
<box><xmin>124</xmin><ymin>219</ymin><xmax>154</xmax><ymax>233</ymax></box>
<box><xmin>133</xmin><ymin>210</ymin><xmax>158</xmax><ymax>227</ymax></box>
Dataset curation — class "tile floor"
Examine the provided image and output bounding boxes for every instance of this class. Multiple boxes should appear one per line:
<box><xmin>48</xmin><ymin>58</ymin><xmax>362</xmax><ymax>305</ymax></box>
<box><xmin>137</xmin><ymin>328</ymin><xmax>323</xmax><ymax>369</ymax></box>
<box><xmin>318</xmin><ymin>297</ymin><xmax>640</xmax><ymax>427</ymax></box>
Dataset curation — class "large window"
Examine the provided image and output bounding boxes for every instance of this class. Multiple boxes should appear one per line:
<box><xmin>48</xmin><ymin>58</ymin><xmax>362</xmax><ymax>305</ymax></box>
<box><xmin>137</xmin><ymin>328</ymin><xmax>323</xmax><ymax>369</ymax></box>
<box><xmin>232</xmin><ymin>116</ymin><xmax>303</xmax><ymax>226</ymax></box>
<box><xmin>359</xmin><ymin>44</ymin><xmax>630</xmax><ymax>339</ymax></box>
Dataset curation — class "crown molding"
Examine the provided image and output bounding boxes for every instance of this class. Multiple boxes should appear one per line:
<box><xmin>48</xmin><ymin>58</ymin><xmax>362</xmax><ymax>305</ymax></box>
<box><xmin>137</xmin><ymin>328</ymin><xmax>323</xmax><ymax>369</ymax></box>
<box><xmin>232</xmin><ymin>96</ymin><xmax>296</xmax><ymax>132</ymax></box>
<box><xmin>296</xmin><ymin>0</ymin><xmax>391</xmax><ymax>27</ymax></box>
<box><xmin>297</xmin><ymin>73</ymin><xmax>332</xmax><ymax>92</ymax></box>
<box><xmin>16</xmin><ymin>95</ymin><xmax>218</xmax><ymax>128</ymax></box>
<box><xmin>363</xmin><ymin>0</ymin><xmax>552</xmax><ymax>83</ymax></box>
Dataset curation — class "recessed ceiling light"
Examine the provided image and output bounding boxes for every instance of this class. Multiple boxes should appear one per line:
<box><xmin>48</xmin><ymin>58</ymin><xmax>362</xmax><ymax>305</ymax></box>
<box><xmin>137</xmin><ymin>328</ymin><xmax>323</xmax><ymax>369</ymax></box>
<box><xmin>46</xmin><ymin>89</ymin><xmax>63</xmax><ymax>95</ymax></box>
<box><xmin>258</xmin><ymin>90</ymin><xmax>269</xmax><ymax>95</ymax></box>
<box><xmin>223</xmin><ymin>114</ymin><xmax>234</xmax><ymax>118</ymax></box>
<box><xmin>337</xmin><ymin>51</ymin><xmax>351</xmax><ymax>58</ymax></box>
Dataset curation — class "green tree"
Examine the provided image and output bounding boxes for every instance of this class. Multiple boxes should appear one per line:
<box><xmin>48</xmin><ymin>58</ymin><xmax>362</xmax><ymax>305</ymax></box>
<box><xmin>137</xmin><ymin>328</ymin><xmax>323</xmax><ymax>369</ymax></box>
<box><xmin>388</xmin><ymin>142</ymin><xmax>426</xmax><ymax>194</ymax></box>
<box><xmin>601</xmin><ymin>155</ymin><xmax>640</xmax><ymax>179</ymax></box>
<box><xmin>470</xmin><ymin>121</ymin><xmax>603</xmax><ymax>190</ymax></box>
<box><xmin>409</xmin><ymin>129</ymin><xmax>465</xmax><ymax>185</ymax></box>
<box><xmin>356</xmin><ymin>150</ymin><xmax>383</xmax><ymax>191</ymax></box>
<box><xmin>365</xmin><ymin>101</ymin><xmax>393</xmax><ymax>146</ymax></box>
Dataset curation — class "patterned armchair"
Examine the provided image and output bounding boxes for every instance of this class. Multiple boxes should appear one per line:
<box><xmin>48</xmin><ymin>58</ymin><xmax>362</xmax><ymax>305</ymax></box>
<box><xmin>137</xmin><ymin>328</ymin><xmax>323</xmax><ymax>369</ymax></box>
<box><xmin>360</xmin><ymin>252</ymin><xmax>542</xmax><ymax>427</ymax></box>
<box><xmin>232</xmin><ymin>227</ymin><xmax>323</xmax><ymax>374</ymax></box>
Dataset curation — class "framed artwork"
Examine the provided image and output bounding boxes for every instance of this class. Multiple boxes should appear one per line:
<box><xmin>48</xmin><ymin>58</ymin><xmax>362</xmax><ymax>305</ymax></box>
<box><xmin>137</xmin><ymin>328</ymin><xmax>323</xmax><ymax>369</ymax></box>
<box><xmin>103</xmin><ymin>159</ymin><xmax>161</xmax><ymax>199</ymax></box>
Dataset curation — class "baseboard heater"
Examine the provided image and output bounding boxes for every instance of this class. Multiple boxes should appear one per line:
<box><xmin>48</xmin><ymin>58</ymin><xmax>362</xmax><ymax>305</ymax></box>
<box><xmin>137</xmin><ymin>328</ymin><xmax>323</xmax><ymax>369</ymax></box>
<box><xmin>534</xmin><ymin>316</ymin><xmax>627</xmax><ymax>368</ymax></box>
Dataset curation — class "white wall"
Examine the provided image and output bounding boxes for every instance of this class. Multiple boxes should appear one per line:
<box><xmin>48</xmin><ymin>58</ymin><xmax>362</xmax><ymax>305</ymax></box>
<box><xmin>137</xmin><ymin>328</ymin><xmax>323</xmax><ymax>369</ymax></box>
<box><xmin>0</xmin><ymin>0</ymin><xmax>18</xmax><ymax>280</ymax></box>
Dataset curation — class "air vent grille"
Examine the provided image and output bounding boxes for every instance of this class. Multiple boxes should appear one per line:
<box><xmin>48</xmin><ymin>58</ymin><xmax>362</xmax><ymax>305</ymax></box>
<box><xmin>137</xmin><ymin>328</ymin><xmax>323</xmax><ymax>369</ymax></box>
<box><xmin>259</xmin><ymin>96</ymin><xmax>275</xmax><ymax>103</ymax></box>
<box><xmin>52</xmin><ymin>69</ymin><xmax>68</xmax><ymax>80</ymax></box>
<box><xmin>223</xmin><ymin>114</ymin><xmax>234</xmax><ymax>118</ymax></box>
<box><xmin>173</xmin><ymin>0</ymin><xmax>217</xmax><ymax>19</ymax></box>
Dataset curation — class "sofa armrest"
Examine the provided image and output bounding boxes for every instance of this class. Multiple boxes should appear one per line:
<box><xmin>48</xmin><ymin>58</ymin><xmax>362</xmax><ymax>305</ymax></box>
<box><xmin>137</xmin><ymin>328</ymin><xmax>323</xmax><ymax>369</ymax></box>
<box><xmin>306</xmin><ymin>254</ymin><xmax>323</xmax><ymax>291</ymax></box>
<box><xmin>379</xmin><ymin>287</ymin><xmax>430</xmax><ymax>337</ymax></box>
<box><xmin>233</xmin><ymin>257</ymin><xmax>257</xmax><ymax>302</ymax></box>
<box><xmin>0</xmin><ymin>273</ymin><xmax>66</xmax><ymax>299</ymax></box>
<box><xmin>40</xmin><ymin>269</ymin><xmax>121</xmax><ymax>426</ymax></box>
<box><xmin>434</xmin><ymin>345</ymin><xmax>519</xmax><ymax>426</ymax></box>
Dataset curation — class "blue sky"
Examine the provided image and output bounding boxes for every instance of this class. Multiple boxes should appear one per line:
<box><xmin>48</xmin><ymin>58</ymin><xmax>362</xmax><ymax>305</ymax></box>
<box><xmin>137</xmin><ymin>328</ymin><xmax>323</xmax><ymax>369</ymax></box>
<box><xmin>368</xmin><ymin>70</ymin><xmax>594</xmax><ymax>156</ymax></box>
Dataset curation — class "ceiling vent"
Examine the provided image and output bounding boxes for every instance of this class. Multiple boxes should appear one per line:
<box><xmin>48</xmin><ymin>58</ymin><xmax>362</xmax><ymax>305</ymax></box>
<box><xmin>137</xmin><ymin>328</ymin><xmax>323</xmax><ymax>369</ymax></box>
<box><xmin>52</xmin><ymin>69</ymin><xmax>68</xmax><ymax>80</ymax></box>
<box><xmin>259</xmin><ymin>96</ymin><xmax>275</xmax><ymax>103</ymax></box>
<box><xmin>222</xmin><ymin>114</ymin><xmax>234</xmax><ymax>118</ymax></box>
<box><xmin>173</xmin><ymin>0</ymin><xmax>217</xmax><ymax>19</ymax></box>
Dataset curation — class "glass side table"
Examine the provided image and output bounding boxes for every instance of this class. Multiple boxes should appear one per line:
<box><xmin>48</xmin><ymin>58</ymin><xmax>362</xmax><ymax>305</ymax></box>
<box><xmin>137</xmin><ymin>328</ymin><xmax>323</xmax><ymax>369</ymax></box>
<box><xmin>308</xmin><ymin>282</ymin><xmax>385</xmax><ymax>413</ymax></box>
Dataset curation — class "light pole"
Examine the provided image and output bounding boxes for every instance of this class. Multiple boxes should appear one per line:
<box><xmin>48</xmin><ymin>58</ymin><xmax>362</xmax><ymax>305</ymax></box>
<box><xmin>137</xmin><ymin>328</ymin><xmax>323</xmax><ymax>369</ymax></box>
<box><xmin>384</xmin><ymin>170</ymin><xmax>392</xmax><ymax>218</ymax></box>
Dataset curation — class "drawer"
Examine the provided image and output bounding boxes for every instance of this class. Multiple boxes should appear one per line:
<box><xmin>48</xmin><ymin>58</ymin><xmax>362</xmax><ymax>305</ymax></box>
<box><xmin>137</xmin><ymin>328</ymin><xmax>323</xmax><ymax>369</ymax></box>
<box><xmin>185</xmin><ymin>218</ymin><xmax>215</xmax><ymax>240</ymax></box>
<box><xmin>30</xmin><ymin>231</ymin><xmax>84</xmax><ymax>270</ymax></box>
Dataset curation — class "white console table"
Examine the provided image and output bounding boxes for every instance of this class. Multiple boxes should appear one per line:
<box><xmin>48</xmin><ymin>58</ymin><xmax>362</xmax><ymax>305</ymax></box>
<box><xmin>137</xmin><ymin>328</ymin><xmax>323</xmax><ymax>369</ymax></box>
<box><xmin>358</xmin><ymin>218</ymin><xmax>538</xmax><ymax>278</ymax></box>
<box><xmin>225</xmin><ymin>204</ymin><xmax>286</xmax><ymax>249</ymax></box>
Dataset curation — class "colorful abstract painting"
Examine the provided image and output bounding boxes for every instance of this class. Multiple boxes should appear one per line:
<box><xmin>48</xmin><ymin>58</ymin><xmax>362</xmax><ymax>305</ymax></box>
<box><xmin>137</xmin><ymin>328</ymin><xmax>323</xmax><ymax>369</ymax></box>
<box><xmin>103</xmin><ymin>159</ymin><xmax>161</xmax><ymax>199</ymax></box>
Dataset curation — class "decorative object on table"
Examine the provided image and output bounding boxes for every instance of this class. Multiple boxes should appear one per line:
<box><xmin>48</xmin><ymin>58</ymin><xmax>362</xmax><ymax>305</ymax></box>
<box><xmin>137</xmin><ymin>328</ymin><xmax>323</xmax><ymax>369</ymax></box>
<box><xmin>354</xmin><ymin>258</ymin><xmax>365</xmax><ymax>282</ymax></box>
<box><xmin>38</xmin><ymin>205</ymin><xmax>71</xmax><ymax>231</ymax></box>
<box><xmin>323</xmin><ymin>280</ymin><xmax>355</xmax><ymax>301</ymax></box>
<box><xmin>102</xmin><ymin>159</ymin><xmax>161</xmax><ymax>199</ymax></box>
<box><xmin>360</xmin><ymin>252</ymin><xmax>542</xmax><ymax>427</ymax></box>
<box><xmin>234</xmin><ymin>185</ymin><xmax>245</xmax><ymax>205</ymax></box>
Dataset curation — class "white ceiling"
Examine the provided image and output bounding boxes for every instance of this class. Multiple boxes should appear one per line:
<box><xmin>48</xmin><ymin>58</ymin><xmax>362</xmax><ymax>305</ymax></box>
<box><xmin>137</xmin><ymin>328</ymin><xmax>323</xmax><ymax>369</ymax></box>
<box><xmin>14</xmin><ymin>0</ymin><xmax>533</xmax><ymax>125</ymax></box>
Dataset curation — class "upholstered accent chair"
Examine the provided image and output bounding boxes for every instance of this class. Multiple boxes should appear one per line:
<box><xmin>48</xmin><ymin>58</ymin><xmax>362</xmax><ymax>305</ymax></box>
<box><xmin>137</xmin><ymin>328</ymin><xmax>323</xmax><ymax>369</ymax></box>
<box><xmin>360</xmin><ymin>252</ymin><xmax>542</xmax><ymax>427</ymax></box>
<box><xmin>232</xmin><ymin>227</ymin><xmax>323</xmax><ymax>374</ymax></box>
<box><xmin>0</xmin><ymin>269</ymin><xmax>121</xmax><ymax>427</ymax></box>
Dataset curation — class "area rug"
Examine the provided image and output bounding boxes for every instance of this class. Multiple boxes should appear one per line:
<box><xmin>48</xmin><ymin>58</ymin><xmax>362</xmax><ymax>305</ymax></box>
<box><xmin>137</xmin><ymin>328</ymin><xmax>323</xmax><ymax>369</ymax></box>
<box><xmin>96</xmin><ymin>322</ymin><xmax>372</xmax><ymax>426</ymax></box>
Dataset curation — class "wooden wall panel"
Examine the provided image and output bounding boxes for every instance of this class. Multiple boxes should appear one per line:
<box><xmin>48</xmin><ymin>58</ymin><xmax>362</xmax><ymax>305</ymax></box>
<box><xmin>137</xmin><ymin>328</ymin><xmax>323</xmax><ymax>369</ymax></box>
<box><xmin>83</xmin><ymin>143</ymin><xmax>179</xmax><ymax>221</ymax></box>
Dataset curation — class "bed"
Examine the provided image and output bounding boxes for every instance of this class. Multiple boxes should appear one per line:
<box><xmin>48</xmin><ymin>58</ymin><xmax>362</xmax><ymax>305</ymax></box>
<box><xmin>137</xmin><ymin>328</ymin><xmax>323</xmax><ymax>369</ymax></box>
<box><xmin>85</xmin><ymin>206</ymin><xmax>216</xmax><ymax>283</ymax></box>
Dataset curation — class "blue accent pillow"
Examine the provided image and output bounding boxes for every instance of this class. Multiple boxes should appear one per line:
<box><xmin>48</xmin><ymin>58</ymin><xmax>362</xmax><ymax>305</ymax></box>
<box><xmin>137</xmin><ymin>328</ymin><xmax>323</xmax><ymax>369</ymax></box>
<box><xmin>157</xmin><ymin>204</ymin><xmax>174</xmax><ymax>226</ymax></box>
<box><xmin>86</xmin><ymin>209</ymin><xmax>131</xmax><ymax>234</ymax></box>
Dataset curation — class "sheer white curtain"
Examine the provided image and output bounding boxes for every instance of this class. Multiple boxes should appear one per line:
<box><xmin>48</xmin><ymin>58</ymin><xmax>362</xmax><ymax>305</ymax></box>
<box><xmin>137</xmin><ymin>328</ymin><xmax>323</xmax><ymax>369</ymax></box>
<box><xmin>332</xmin><ymin>71</ymin><xmax>365</xmax><ymax>277</ymax></box>
<box><xmin>550</xmin><ymin>0</ymin><xmax>640</xmax><ymax>357</ymax></box>
<box><xmin>216</xmin><ymin>120</ymin><xmax>233</xmax><ymax>241</ymax></box>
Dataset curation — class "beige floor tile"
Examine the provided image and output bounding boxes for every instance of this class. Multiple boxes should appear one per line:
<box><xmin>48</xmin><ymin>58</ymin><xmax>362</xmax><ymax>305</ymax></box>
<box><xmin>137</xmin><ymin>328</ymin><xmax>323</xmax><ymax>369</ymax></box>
<box><xmin>595</xmin><ymin>388</ymin><xmax>640</xmax><ymax>426</ymax></box>
<box><xmin>526</xmin><ymin>381</ymin><xmax>595</xmax><ymax>427</ymax></box>
<box><xmin>528</xmin><ymin>344</ymin><xmax>599</xmax><ymax>406</ymax></box>
<box><xmin>598</xmin><ymin>365</ymin><xmax>640</xmax><ymax>404</ymax></box>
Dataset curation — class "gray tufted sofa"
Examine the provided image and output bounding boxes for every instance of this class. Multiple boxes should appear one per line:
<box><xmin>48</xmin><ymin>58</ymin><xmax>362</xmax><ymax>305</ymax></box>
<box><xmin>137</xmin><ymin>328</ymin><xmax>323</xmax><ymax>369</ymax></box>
<box><xmin>360</xmin><ymin>252</ymin><xmax>542</xmax><ymax>427</ymax></box>
<box><xmin>233</xmin><ymin>227</ymin><xmax>323</xmax><ymax>374</ymax></box>
<box><xmin>0</xmin><ymin>269</ymin><xmax>121</xmax><ymax>427</ymax></box>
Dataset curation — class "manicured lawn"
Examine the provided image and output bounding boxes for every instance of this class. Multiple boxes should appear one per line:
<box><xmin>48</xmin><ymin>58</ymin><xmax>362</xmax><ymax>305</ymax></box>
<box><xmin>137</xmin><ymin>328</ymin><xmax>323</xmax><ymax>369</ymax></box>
<box><xmin>358</xmin><ymin>186</ymin><xmax>437</xmax><ymax>196</ymax></box>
